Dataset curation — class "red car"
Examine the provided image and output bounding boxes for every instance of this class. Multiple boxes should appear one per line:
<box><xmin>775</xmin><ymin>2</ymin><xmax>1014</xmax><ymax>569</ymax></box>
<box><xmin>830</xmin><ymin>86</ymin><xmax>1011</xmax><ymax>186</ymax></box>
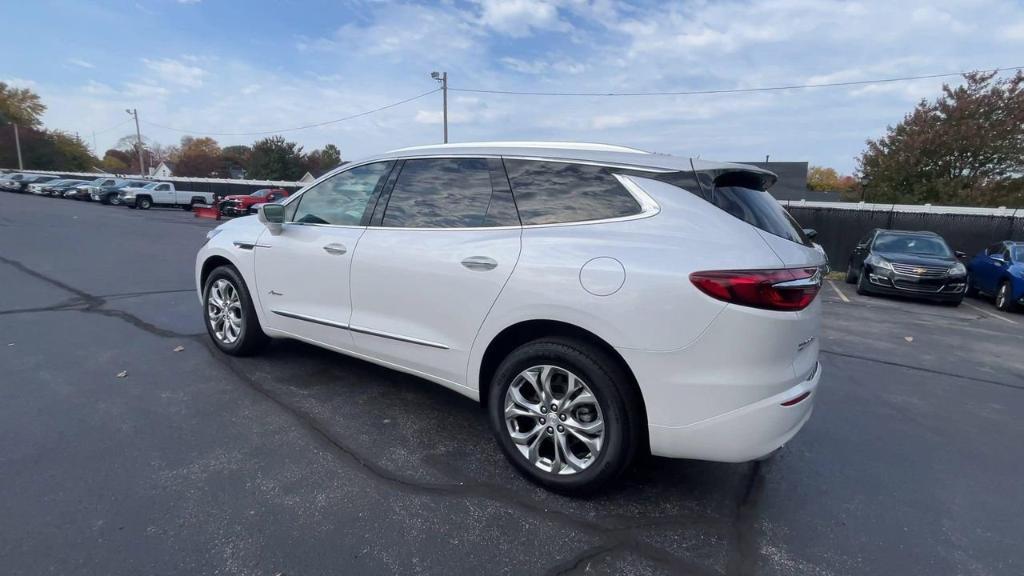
<box><xmin>219</xmin><ymin>188</ymin><xmax>290</xmax><ymax>217</ymax></box>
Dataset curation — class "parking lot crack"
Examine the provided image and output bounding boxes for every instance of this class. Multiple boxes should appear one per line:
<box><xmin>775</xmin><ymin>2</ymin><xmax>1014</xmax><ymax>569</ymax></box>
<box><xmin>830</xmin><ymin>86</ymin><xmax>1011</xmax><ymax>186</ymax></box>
<box><xmin>0</xmin><ymin>255</ymin><xmax>196</xmax><ymax>339</ymax></box>
<box><xmin>200</xmin><ymin>339</ymin><xmax>720</xmax><ymax>576</ymax></box>
<box><xmin>726</xmin><ymin>461</ymin><xmax>766</xmax><ymax>576</ymax></box>
<box><xmin>822</xmin><ymin>349</ymin><xmax>1024</xmax><ymax>391</ymax></box>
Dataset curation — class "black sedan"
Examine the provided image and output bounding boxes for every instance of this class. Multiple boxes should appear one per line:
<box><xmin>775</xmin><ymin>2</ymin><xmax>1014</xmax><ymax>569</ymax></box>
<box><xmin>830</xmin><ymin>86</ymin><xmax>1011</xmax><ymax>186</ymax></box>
<box><xmin>845</xmin><ymin>229</ymin><xmax>967</xmax><ymax>305</ymax></box>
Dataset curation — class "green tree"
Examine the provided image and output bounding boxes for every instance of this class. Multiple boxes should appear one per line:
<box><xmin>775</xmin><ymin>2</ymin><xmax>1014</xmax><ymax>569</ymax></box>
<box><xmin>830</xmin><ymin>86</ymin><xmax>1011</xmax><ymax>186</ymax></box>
<box><xmin>857</xmin><ymin>71</ymin><xmax>1024</xmax><ymax>207</ymax></box>
<box><xmin>248</xmin><ymin>136</ymin><xmax>305</xmax><ymax>180</ymax></box>
<box><xmin>0</xmin><ymin>82</ymin><xmax>45</xmax><ymax>127</ymax></box>
<box><xmin>321</xmin><ymin>143</ymin><xmax>342</xmax><ymax>168</ymax></box>
<box><xmin>221</xmin><ymin>145</ymin><xmax>252</xmax><ymax>170</ymax></box>
<box><xmin>101</xmin><ymin>149</ymin><xmax>131</xmax><ymax>172</ymax></box>
<box><xmin>0</xmin><ymin>127</ymin><xmax>97</xmax><ymax>170</ymax></box>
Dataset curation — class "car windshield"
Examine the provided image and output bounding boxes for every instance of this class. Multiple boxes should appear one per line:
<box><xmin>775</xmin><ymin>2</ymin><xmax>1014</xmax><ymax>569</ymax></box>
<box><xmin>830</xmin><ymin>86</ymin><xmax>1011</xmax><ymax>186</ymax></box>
<box><xmin>143</xmin><ymin>182</ymin><xmax>161</xmax><ymax>189</ymax></box>
<box><xmin>873</xmin><ymin>233</ymin><xmax>952</xmax><ymax>257</ymax></box>
<box><xmin>90</xmin><ymin>178</ymin><xmax>110</xmax><ymax>184</ymax></box>
<box><xmin>251</xmin><ymin>189</ymin><xmax>271</xmax><ymax>198</ymax></box>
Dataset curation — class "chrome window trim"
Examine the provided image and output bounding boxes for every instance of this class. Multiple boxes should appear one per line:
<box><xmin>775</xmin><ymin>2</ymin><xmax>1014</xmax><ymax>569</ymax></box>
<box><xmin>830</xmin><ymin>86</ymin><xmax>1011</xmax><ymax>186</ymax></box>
<box><xmin>281</xmin><ymin>154</ymin><xmax>665</xmax><ymax>231</ymax></box>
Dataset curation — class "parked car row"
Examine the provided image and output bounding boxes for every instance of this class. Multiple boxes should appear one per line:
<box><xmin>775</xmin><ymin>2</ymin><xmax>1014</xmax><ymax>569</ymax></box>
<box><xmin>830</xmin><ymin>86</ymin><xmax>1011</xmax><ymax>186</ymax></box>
<box><xmin>0</xmin><ymin>171</ymin><xmax>292</xmax><ymax>218</ymax></box>
<box><xmin>844</xmin><ymin>229</ymin><xmax>1022</xmax><ymax>312</ymax></box>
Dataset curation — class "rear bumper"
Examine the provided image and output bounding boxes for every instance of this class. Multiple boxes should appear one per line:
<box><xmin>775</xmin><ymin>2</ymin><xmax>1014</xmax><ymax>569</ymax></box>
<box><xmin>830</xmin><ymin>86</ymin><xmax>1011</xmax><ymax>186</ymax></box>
<box><xmin>646</xmin><ymin>363</ymin><xmax>819</xmax><ymax>461</ymax></box>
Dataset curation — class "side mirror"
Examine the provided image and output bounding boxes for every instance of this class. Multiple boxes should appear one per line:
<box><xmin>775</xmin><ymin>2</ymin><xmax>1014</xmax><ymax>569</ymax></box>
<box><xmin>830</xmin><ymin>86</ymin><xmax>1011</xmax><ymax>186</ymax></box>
<box><xmin>258</xmin><ymin>203</ymin><xmax>286</xmax><ymax>234</ymax></box>
<box><xmin>955</xmin><ymin>251</ymin><xmax>966</xmax><ymax>259</ymax></box>
<box><xmin>802</xmin><ymin>228</ymin><xmax>818</xmax><ymax>240</ymax></box>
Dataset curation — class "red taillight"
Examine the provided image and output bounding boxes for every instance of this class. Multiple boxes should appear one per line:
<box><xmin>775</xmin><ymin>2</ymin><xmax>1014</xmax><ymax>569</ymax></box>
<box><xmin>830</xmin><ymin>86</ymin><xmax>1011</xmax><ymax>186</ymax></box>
<box><xmin>689</xmin><ymin>267</ymin><xmax>821</xmax><ymax>311</ymax></box>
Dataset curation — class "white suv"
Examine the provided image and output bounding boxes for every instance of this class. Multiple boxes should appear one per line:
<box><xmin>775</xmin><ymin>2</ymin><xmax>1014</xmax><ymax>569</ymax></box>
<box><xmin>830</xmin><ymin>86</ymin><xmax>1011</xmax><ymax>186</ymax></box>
<box><xmin>196</xmin><ymin>142</ymin><xmax>824</xmax><ymax>492</ymax></box>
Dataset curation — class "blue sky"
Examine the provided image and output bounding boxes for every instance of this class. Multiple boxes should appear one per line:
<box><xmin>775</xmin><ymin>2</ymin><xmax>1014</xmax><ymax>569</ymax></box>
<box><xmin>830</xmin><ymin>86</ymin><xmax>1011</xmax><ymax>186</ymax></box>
<box><xmin>4</xmin><ymin>0</ymin><xmax>1024</xmax><ymax>173</ymax></box>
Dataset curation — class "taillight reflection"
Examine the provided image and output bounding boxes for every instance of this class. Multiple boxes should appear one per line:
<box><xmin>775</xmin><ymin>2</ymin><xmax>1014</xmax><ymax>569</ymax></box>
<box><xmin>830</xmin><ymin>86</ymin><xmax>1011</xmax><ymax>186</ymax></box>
<box><xmin>689</xmin><ymin>267</ymin><xmax>821</xmax><ymax>311</ymax></box>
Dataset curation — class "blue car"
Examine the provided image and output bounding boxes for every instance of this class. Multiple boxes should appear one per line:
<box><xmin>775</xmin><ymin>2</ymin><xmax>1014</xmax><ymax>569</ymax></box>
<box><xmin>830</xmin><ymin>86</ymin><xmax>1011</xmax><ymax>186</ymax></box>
<box><xmin>967</xmin><ymin>241</ymin><xmax>1024</xmax><ymax>311</ymax></box>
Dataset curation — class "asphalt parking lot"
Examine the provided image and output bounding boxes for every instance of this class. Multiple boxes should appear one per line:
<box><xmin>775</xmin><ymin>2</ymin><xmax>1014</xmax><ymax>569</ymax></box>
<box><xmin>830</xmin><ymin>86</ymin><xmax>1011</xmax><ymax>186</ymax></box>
<box><xmin>2</xmin><ymin>192</ymin><xmax>1022</xmax><ymax>576</ymax></box>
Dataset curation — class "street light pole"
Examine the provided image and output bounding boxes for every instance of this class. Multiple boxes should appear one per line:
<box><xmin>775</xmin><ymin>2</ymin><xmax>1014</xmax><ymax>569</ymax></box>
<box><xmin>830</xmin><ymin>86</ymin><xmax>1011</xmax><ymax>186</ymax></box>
<box><xmin>13</xmin><ymin>123</ymin><xmax>23</xmax><ymax>170</ymax></box>
<box><xmin>126</xmin><ymin>108</ymin><xmax>145</xmax><ymax>175</ymax></box>
<box><xmin>431</xmin><ymin>71</ymin><xmax>448</xmax><ymax>143</ymax></box>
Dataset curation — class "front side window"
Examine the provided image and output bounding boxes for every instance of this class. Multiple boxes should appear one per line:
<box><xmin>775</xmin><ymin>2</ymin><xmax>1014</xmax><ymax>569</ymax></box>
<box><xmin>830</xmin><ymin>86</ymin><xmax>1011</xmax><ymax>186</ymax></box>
<box><xmin>504</xmin><ymin>160</ymin><xmax>641</xmax><ymax>225</ymax></box>
<box><xmin>382</xmin><ymin>158</ymin><xmax>495</xmax><ymax>228</ymax></box>
<box><xmin>157</xmin><ymin>184</ymin><xmax>170</xmax><ymax>191</ymax></box>
<box><xmin>291</xmin><ymin>162</ymin><xmax>392</xmax><ymax>226</ymax></box>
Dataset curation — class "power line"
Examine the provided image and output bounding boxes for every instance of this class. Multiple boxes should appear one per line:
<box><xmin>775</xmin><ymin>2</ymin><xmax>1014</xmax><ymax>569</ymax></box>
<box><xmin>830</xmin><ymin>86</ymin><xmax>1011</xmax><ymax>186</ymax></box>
<box><xmin>450</xmin><ymin>65</ymin><xmax>1024</xmax><ymax>97</ymax></box>
<box><xmin>92</xmin><ymin>118</ymin><xmax>132</xmax><ymax>136</ymax></box>
<box><xmin>140</xmin><ymin>88</ymin><xmax>441</xmax><ymax>136</ymax></box>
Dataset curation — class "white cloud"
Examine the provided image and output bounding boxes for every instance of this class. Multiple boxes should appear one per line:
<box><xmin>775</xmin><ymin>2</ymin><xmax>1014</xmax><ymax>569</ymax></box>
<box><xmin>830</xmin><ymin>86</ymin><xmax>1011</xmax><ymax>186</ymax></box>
<box><xmin>142</xmin><ymin>58</ymin><xmax>207</xmax><ymax>89</ymax></box>
<box><xmin>473</xmin><ymin>0</ymin><xmax>567</xmax><ymax>37</ymax></box>
<box><xmin>68</xmin><ymin>58</ymin><xmax>95</xmax><ymax>69</ymax></box>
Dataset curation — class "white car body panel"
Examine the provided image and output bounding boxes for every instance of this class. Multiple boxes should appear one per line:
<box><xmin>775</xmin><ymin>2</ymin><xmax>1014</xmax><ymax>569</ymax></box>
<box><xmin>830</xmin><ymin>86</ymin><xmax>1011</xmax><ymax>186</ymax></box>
<box><xmin>254</xmin><ymin>223</ymin><xmax>367</xmax><ymax>352</ymax></box>
<box><xmin>196</xmin><ymin>143</ymin><xmax>824</xmax><ymax>465</ymax></box>
<box><xmin>349</xmin><ymin>227</ymin><xmax>522</xmax><ymax>389</ymax></box>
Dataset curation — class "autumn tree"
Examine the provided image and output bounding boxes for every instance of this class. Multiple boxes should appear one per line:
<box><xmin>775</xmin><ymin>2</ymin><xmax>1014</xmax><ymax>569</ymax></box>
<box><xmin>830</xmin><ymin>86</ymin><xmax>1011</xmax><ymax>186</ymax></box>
<box><xmin>857</xmin><ymin>71</ymin><xmax>1024</xmax><ymax>207</ymax></box>
<box><xmin>248</xmin><ymin>136</ymin><xmax>305</xmax><ymax>180</ymax></box>
<box><xmin>172</xmin><ymin>136</ymin><xmax>223</xmax><ymax>177</ymax></box>
<box><xmin>807</xmin><ymin>166</ymin><xmax>841</xmax><ymax>191</ymax></box>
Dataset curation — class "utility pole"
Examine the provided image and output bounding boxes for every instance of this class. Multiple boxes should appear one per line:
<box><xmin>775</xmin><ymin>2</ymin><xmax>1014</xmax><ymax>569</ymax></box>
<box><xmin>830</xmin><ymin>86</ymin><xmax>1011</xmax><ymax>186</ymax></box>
<box><xmin>13</xmin><ymin>124</ymin><xmax>23</xmax><ymax>170</ymax></box>
<box><xmin>431</xmin><ymin>71</ymin><xmax>448</xmax><ymax>143</ymax></box>
<box><xmin>126</xmin><ymin>108</ymin><xmax>145</xmax><ymax>175</ymax></box>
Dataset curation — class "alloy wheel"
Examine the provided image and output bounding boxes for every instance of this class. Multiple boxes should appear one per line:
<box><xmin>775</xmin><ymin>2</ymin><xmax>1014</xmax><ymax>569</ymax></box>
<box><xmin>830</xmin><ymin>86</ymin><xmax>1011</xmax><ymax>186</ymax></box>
<box><xmin>997</xmin><ymin>284</ymin><xmax>1008</xmax><ymax>309</ymax></box>
<box><xmin>207</xmin><ymin>279</ymin><xmax>243</xmax><ymax>344</ymax></box>
<box><xmin>504</xmin><ymin>365</ymin><xmax>605</xmax><ymax>475</ymax></box>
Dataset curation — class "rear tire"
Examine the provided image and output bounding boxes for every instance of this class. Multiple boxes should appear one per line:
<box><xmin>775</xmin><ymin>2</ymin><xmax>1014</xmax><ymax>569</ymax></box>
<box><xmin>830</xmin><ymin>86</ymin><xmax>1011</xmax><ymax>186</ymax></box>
<box><xmin>487</xmin><ymin>337</ymin><xmax>641</xmax><ymax>494</ymax></box>
<box><xmin>202</xmin><ymin>265</ymin><xmax>269</xmax><ymax>356</ymax></box>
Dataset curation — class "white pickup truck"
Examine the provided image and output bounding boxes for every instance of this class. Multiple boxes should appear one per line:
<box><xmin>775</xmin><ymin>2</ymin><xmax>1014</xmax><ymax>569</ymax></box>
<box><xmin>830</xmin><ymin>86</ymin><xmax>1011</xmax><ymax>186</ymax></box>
<box><xmin>118</xmin><ymin>182</ymin><xmax>216</xmax><ymax>210</ymax></box>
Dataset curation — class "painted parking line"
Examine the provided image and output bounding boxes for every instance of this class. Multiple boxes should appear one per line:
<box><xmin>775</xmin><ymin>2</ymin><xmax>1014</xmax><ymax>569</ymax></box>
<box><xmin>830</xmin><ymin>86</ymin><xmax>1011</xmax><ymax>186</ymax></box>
<box><xmin>962</xmin><ymin>300</ymin><xmax>1019</xmax><ymax>325</ymax></box>
<box><xmin>828</xmin><ymin>279</ymin><xmax>850</xmax><ymax>303</ymax></box>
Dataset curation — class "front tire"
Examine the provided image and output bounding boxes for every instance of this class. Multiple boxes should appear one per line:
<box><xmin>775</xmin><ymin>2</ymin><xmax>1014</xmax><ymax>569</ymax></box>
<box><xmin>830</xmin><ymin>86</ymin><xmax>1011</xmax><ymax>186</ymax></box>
<box><xmin>487</xmin><ymin>337</ymin><xmax>641</xmax><ymax>494</ymax></box>
<box><xmin>138</xmin><ymin>196</ymin><xmax>152</xmax><ymax>210</ymax></box>
<box><xmin>995</xmin><ymin>281</ymin><xmax>1016</xmax><ymax>312</ymax></box>
<box><xmin>856</xmin><ymin>266</ymin><xmax>871</xmax><ymax>295</ymax></box>
<box><xmin>845</xmin><ymin>262</ymin><xmax>857</xmax><ymax>284</ymax></box>
<box><xmin>109</xmin><ymin>194</ymin><xmax>122</xmax><ymax>206</ymax></box>
<box><xmin>202</xmin><ymin>265</ymin><xmax>269</xmax><ymax>356</ymax></box>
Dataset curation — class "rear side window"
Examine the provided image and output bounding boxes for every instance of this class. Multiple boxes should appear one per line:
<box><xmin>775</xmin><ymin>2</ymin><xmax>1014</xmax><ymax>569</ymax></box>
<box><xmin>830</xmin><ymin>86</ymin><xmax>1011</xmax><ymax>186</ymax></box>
<box><xmin>504</xmin><ymin>160</ymin><xmax>641</xmax><ymax>225</ymax></box>
<box><xmin>382</xmin><ymin>158</ymin><xmax>494</xmax><ymax>228</ymax></box>
<box><xmin>709</xmin><ymin>172</ymin><xmax>809</xmax><ymax>246</ymax></box>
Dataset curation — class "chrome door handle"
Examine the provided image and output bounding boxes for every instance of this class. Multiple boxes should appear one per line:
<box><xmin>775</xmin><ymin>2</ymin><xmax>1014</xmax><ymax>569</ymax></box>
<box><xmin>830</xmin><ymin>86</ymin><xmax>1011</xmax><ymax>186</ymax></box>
<box><xmin>323</xmin><ymin>243</ymin><xmax>348</xmax><ymax>256</ymax></box>
<box><xmin>461</xmin><ymin>256</ymin><xmax>498</xmax><ymax>271</ymax></box>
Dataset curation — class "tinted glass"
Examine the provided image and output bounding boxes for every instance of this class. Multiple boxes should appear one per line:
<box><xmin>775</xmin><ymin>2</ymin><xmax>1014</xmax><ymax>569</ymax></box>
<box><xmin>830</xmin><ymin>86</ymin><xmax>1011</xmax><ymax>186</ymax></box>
<box><xmin>504</xmin><ymin>160</ymin><xmax>641</xmax><ymax>225</ymax></box>
<box><xmin>1011</xmin><ymin>246</ymin><xmax>1024</xmax><ymax>261</ymax></box>
<box><xmin>292</xmin><ymin>162</ymin><xmax>392</xmax><ymax>226</ymax></box>
<box><xmin>383</xmin><ymin>158</ymin><xmax>494</xmax><ymax>228</ymax></box>
<box><xmin>873</xmin><ymin>234</ymin><xmax>952</xmax><ymax>257</ymax></box>
<box><xmin>712</xmin><ymin>186</ymin><xmax>810</xmax><ymax>245</ymax></box>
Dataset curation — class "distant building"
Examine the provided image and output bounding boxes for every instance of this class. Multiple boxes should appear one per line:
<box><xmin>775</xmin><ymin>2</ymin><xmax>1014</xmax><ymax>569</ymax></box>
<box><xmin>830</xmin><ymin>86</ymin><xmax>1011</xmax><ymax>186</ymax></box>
<box><xmin>150</xmin><ymin>161</ymin><xmax>175</xmax><ymax>178</ymax></box>
<box><xmin>298</xmin><ymin>171</ymin><xmax>317</xmax><ymax>184</ymax></box>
